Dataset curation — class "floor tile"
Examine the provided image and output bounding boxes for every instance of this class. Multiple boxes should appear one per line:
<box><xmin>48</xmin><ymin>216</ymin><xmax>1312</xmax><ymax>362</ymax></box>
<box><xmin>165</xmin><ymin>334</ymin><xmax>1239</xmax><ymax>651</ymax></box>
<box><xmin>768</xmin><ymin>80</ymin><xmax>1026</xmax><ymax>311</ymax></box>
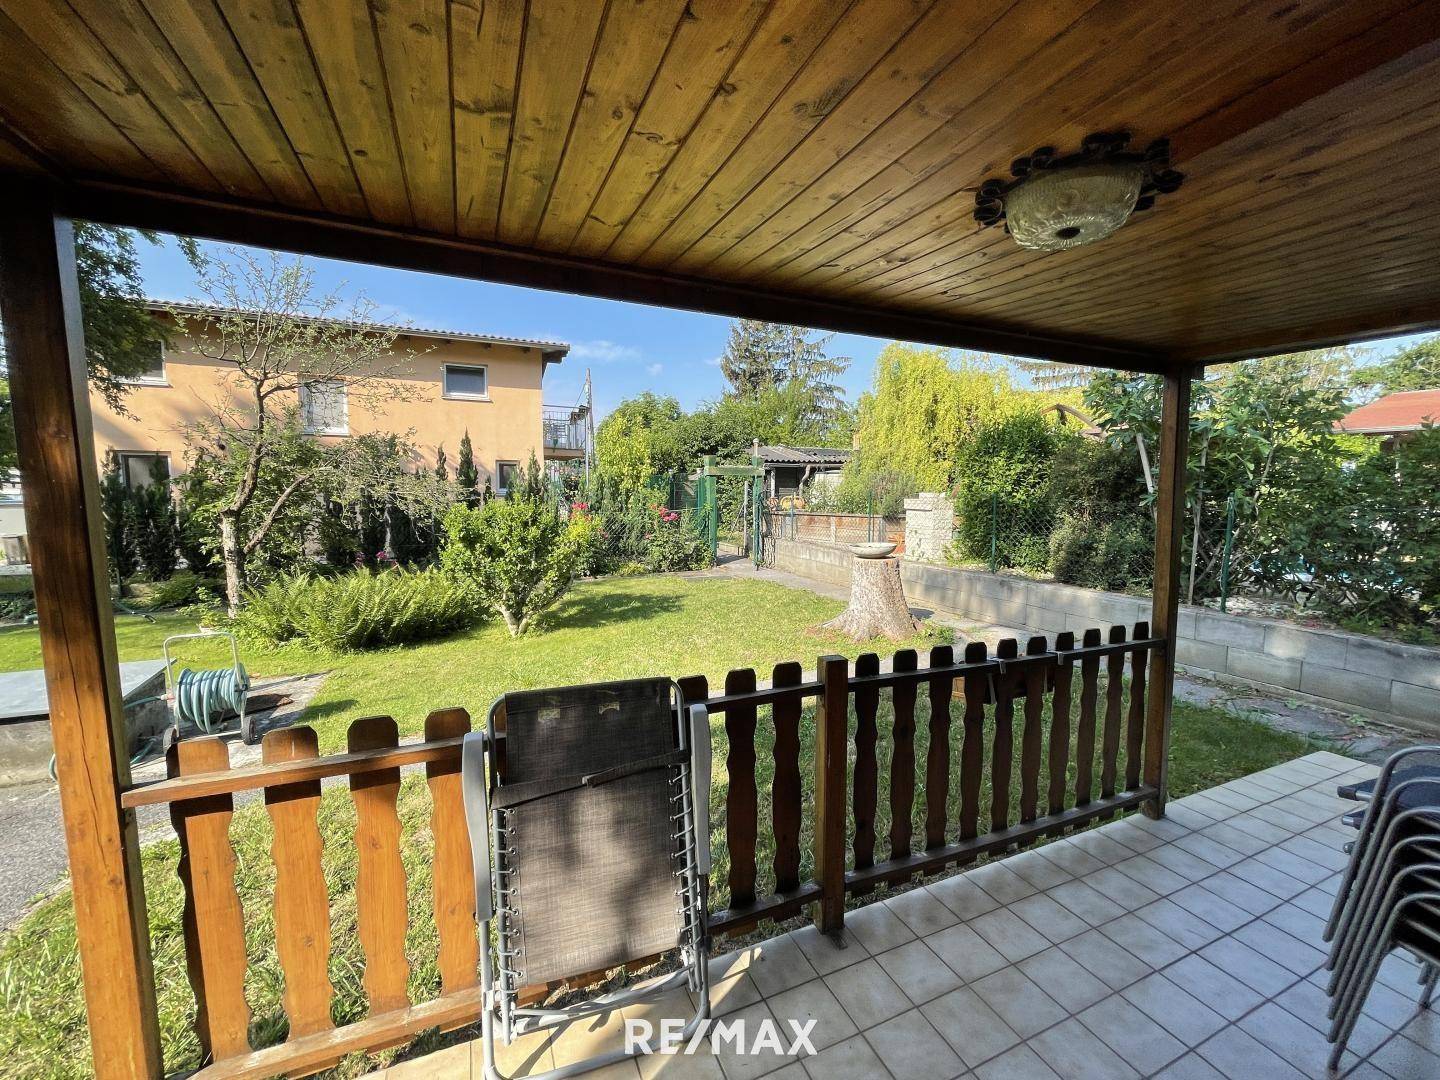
<box><xmin>1101</xmin><ymin>913</ymin><xmax>1188</xmax><ymax>968</ymax></box>
<box><xmin>389</xmin><ymin>1041</ymin><xmax>471</xmax><ymax>1080</ymax></box>
<box><xmin>1272</xmin><ymin>978</ymin><xmax>1391</xmax><ymax>1058</ymax></box>
<box><xmin>920</xmin><ymin>987</ymin><xmax>1022</xmax><ymax>1069</ymax></box>
<box><xmin>886</xmin><ymin>887</ymin><xmax>960</xmax><ymax>937</ymax></box>
<box><xmin>764</xmin><ymin>980</ymin><xmax>857</xmax><ymax>1053</ymax></box>
<box><xmin>1368</xmin><ymin>1034</ymin><xmax>1440</xmax><ymax>1080</ymax></box>
<box><xmin>1247</xmin><ymin>802</ymin><xmax>1318</xmax><ymax>835</ymax></box>
<box><xmin>1036</xmin><ymin>838</ymin><xmax>1108</xmax><ymax>877</ymax></box>
<box><xmin>710</xmin><ymin>1001</ymin><xmax>790</xmax><ymax>1080</ymax></box>
<box><xmin>1200</xmin><ymin>870</ymin><xmax>1284</xmax><ymax>915</ymax></box>
<box><xmin>925</xmin><ymin>922</ymin><xmax>1009</xmax><ymax>983</ymax></box>
<box><xmin>1281</xmin><ymin>833</ymin><xmax>1351</xmax><ymax>873</ymax></box>
<box><xmin>1017</xmin><ymin>946</ymin><xmax>1112</xmax><ymax>1013</ymax></box>
<box><xmin>1172</xmin><ymin>832</ymin><xmax>1246</xmax><ymax>869</ymax></box>
<box><xmin>844</xmin><ymin>900</ymin><xmax>916</xmax><ymax>956</ymax></box>
<box><xmin>861</xmin><ymin>1010</ymin><xmax>966</xmax><ymax>1080</ymax></box>
<box><xmin>798</xmin><ymin>1033</ymin><xmax>888</xmax><ymax>1080</ymax></box>
<box><xmin>1199</xmin><ymin>936</ymin><xmax>1299</xmax><ymax>998</ymax></box>
<box><xmin>1169</xmin><ymin>883</ymin><xmax>1252</xmax><ymax>933</ymax></box>
<box><xmin>1148</xmin><ymin>842</ymin><xmax>1226</xmax><ymax>882</ymax></box>
<box><xmin>968</xmin><ymin>861</ymin><xmax>1038</xmax><ymax>906</ymax></box>
<box><xmin>1004</xmin><ymin>848</ymin><xmax>1071</xmax><ymax>890</ymax></box>
<box><xmin>1104</xmin><ymin>821</ymin><xmax>1167</xmax><ymax>853</ymax></box>
<box><xmin>1077</xmin><ymin>995</ymin><xmax>1187</xmax><ymax>1075</ymax></box>
<box><xmin>1045</xmin><ymin>880</ymin><xmax>1125</xmax><ymax>926</ymax></box>
<box><xmin>1027</xmin><ymin>1016</ymin><xmax>1141</xmax><ymax>1080</ymax></box>
<box><xmin>1080</xmin><ymin>866</ymin><xmax>1162</xmax><ymax>911</ymax></box>
<box><xmin>1113</xmin><ymin>853</ymin><xmax>1189</xmax><ymax>895</ymax></box>
<box><xmin>972</xmin><ymin>1043</ymin><xmax>1060</xmax><ymax>1080</ymax></box>
<box><xmin>1127</xmin><ymin>813</ymin><xmax>1194</xmax><ymax>842</ymax></box>
<box><xmin>748</xmin><ymin>934</ymin><xmax>820</xmax><ymax>998</ymax></box>
<box><xmin>1135</xmin><ymin>897</ymin><xmax>1225</xmax><ymax>950</ymax></box>
<box><xmin>822</xmin><ymin>958</ymin><xmax>910</xmax><ymax>1030</ymax></box>
<box><xmin>1252</xmin><ymin>844</ymin><xmax>1331</xmax><ymax>886</ymax></box>
<box><xmin>928</xmin><ymin>874</ymin><xmax>1001</xmax><ymax>921</ymax></box>
<box><xmin>1059</xmin><ymin>929</ymin><xmax>1153</xmax><ymax>990</ymax></box>
<box><xmin>968</xmin><ymin>966</ymin><xmax>1067</xmax><ymax>1038</ymax></box>
<box><xmin>874</xmin><ymin>939</ymin><xmax>963</xmax><ymax>1006</ymax></box>
<box><xmin>709</xmin><ymin>972</ymin><xmax>765</xmax><ymax>1017</ymax></box>
<box><xmin>1239</xmin><ymin>1001</ymin><xmax>1358</xmax><ymax>1076</ymax></box>
<box><xmin>1120</xmin><ymin>972</ymin><xmax>1228</xmax><ymax>1047</ymax></box>
<box><xmin>1151</xmin><ymin>1052</ymin><xmax>1227</xmax><ymax>1080</ymax></box>
<box><xmin>1009</xmin><ymin>891</ymin><xmax>1090</xmax><ymax>943</ymax></box>
<box><xmin>1067</xmin><ymin>828</ymin><xmax>1137</xmax><ymax>865</ymax></box>
<box><xmin>1291</xmin><ymin>884</ymin><xmax>1340</xmax><ymax>920</ymax></box>
<box><xmin>1162</xmin><ymin>955</ymin><xmax>1265</xmax><ymax>1021</ymax></box>
<box><xmin>790</xmin><ymin>925</ymin><xmax>868</xmax><ymax>976</ymax></box>
<box><xmin>969</xmin><ymin>907</ymin><xmax>1050</xmax><ymax>963</ymax></box>
<box><xmin>1260</xmin><ymin>901</ymin><xmax>1327</xmax><ymax>948</ymax></box>
<box><xmin>1231</xmin><ymin>919</ymin><xmax>1326</xmax><ymax>976</ymax></box>
<box><xmin>1198</xmin><ymin>822</ymin><xmax>1273</xmax><ymax>857</ymax></box>
<box><xmin>1168</xmin><ymin>803</ymin><xmax>1229</xmax><ymax>831</ymax></box>
<box><xmin>1196</xmin><ymin>1026</ymin><xmax>1308</xmax><ymax>1080</ymax></box>
<box><xmin>1226</xmin><ymin>813</ymin><xmax>1295</xmax><ymax>846</ymax></box>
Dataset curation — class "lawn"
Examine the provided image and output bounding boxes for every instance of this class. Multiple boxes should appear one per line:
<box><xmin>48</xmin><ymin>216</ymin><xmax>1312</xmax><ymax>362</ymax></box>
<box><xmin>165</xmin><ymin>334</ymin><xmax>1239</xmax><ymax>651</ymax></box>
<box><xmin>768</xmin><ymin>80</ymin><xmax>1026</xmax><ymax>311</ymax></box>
<box><xmin>0</xmin><ymin>573</ymin><xmax>1314</xmax><ymax>1079</ymax></box>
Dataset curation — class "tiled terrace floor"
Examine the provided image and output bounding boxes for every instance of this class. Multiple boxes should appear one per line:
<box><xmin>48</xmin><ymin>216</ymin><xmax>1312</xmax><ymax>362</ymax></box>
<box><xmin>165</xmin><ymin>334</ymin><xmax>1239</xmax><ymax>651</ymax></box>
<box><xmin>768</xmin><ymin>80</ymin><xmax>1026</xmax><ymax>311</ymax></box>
<box><xmin>374</xmin><ymin>752</ymin><xmax>1440</xmax><ymax>1080</ymax></box>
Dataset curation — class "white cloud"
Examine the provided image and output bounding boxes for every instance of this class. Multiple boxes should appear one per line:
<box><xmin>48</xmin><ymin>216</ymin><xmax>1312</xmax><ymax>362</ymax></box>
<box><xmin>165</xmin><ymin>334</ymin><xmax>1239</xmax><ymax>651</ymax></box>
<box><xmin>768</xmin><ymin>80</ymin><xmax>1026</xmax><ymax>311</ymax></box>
<box><xmin>704</xmin><ymin>355</ymin><xmax>724</xmax><ymax>367</ymax></box>
<box><xmin>569</xmin><ymin>339</ymin><xmax>641</xmax><ymax>363</ymax></box>
<box><xmin>646</xmin><ymin>362</ymin><xmax>664</xmax><ymax>377</ymax></box>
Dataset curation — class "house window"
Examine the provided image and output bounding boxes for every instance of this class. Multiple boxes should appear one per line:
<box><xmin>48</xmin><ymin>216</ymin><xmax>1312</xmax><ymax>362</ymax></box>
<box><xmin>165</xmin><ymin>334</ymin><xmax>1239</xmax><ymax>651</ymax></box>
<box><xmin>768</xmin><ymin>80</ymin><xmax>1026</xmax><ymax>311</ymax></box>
<box><xmin>496</xmin><ymin>461</ymin><xmax>519</xmax><ymax>495</ymax></box>
<box><xmin>116</xmin><ymin>452</ymin><xmax>169</xmax><ymax>490</ymax></box>
<box><xmin>443</xmin><ymin>364</ymin><xmax>489</xmax><ymax>400</ymax></box>
<box><xmin>300</xmin><ymin>379</ymin><xmax>348</xmax><ymax>435</ymax></box>
<box><xmin>120</xmin><ymin>340</ymin><xmax>167</xmax><ymax>385</ymax></box>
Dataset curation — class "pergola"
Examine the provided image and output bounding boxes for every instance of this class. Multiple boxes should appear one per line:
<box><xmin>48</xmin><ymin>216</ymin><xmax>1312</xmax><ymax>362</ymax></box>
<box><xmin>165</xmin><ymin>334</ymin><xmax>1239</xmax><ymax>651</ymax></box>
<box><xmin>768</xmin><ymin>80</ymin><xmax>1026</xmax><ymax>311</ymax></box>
<box><xmin>0</xmin><ymin>2</ymin><xmax>1437</xmax><ymax>1076</ymax></box>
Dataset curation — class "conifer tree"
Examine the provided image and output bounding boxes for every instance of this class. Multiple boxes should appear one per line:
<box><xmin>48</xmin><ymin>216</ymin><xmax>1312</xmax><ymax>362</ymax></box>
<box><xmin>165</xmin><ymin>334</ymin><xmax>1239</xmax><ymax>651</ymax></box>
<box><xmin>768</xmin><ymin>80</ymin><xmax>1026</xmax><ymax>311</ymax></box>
<box><xmin>456</xmin><ymin>431</ymin><xmax>480</xmax><ymax>507</ymax></box>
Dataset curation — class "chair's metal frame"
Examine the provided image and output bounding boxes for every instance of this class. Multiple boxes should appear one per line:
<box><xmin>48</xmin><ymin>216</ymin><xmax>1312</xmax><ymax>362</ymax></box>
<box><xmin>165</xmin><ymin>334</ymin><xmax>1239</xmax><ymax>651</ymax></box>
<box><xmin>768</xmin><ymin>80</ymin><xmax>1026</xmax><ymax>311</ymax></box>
<box><xmin>461</xmin><ymin>681</ymin><xmax>713</xmax><ymax>1080</ymax></box>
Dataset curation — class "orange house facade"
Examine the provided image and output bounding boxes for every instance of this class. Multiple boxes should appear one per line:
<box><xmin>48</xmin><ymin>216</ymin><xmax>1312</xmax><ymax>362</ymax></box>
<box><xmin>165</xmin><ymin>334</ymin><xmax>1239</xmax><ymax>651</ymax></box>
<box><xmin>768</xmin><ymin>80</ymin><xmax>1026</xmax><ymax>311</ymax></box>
<box><xmin>91</xmin><ymin>306</ymin><xmax>571</xmax><ymax>495</ymax></box>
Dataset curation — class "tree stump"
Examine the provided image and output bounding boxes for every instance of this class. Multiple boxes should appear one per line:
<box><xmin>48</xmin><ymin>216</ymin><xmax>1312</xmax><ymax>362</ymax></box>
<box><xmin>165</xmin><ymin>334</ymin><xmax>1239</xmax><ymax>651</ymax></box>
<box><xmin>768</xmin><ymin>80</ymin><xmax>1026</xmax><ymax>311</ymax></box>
<box><xmin>821</xmin><ymin>556</ymin><xmax>921</xmax><ymax>641</ymax></box>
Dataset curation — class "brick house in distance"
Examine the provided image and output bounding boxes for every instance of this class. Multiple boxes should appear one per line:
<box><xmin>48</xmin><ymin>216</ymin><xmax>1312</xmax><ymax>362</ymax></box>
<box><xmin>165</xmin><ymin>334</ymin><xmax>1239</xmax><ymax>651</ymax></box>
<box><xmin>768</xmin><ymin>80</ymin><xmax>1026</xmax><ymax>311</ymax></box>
<box><xmin>91</xmin><ymin>304</ymin><xmax>581</xmax><ymax>496</ymax></box>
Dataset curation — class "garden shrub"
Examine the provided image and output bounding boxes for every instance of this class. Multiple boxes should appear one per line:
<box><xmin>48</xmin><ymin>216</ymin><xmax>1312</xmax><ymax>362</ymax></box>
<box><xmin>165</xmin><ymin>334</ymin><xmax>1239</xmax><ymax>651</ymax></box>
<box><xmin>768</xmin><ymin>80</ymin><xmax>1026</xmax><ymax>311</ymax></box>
<box><xmin>440</xmin><ymin>497</ymin><xmax>582</xmax><ymax>636</ymax></box>
<box><xmin>1049</xmin><ymin>515</ymin><xmax>1153</xmax><ymax>593</ymax></box>
<box><xmin>235</xmin><ymin>568</ymin><xmax>481</xmax><ymax>651</ymax></box>
<box><xmin>131</xmin><ymin>571</ymin><xmax>213</xmax><ymax>611</ymax></box>
<box><xmin>644</xmin><ymin>507</ymin><xmax>709</xmax><ymax>572</ymax></box>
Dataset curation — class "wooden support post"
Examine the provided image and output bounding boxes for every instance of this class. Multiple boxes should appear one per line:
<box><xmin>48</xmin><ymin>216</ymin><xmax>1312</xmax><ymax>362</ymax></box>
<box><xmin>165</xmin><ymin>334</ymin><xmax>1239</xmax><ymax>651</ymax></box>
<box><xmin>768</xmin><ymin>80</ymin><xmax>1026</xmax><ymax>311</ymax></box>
<box><xmin>0</xmin><ymin>181</ymin><xmax>163</xmax><ymax>1077</ymax></box>
<box><xmin>1143</xmin><ymin>366</ymin><xmax>1196</xmax><ymax>819</ymax></box>
<box><xmin>813</xmin><ymin>654</ymin><xmax>849</xmax><ymax>935</ymax></box>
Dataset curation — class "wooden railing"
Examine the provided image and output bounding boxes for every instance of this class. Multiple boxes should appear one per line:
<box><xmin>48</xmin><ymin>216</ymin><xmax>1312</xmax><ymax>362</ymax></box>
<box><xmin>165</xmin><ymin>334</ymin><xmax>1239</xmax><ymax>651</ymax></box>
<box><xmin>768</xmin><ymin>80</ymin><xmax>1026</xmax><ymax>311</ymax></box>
<box><xmin>121</xmin><ymin>623</ymin><xmax>1162</xmax><ymax>1077</ymax></box>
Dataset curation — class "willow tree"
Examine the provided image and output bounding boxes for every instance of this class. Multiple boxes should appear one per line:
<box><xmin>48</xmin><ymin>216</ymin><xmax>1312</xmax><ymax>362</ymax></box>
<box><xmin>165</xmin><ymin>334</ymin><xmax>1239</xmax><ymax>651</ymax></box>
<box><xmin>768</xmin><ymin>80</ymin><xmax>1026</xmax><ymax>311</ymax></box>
<box><xmin>176</xmin><ymin>250</ymin><xmax>422</xmax><ymax>612</ymax></box>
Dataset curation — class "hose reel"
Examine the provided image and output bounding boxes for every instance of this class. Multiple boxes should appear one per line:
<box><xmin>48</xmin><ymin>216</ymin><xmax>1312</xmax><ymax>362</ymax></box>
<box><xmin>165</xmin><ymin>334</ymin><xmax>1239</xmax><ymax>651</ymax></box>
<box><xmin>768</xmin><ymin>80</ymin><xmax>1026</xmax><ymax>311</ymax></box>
<box><xmin>163</xmin><ymin>631</ymin><xmax>254</xmax><ymax>745</ymax></box>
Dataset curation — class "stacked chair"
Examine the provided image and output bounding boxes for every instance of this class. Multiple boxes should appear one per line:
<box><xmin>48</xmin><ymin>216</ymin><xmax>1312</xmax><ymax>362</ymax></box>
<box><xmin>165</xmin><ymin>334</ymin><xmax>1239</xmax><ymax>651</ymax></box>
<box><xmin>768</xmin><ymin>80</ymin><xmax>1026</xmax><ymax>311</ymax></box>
<box><xmin>462</xmin><ymin>677</ymin><xmax>714</xmax><ymax>1080</ymax></box>
<box><xmin>1324</xmin><ymin>746</ymin><xmax>1440</xmax><ymax>1071</ymax></box>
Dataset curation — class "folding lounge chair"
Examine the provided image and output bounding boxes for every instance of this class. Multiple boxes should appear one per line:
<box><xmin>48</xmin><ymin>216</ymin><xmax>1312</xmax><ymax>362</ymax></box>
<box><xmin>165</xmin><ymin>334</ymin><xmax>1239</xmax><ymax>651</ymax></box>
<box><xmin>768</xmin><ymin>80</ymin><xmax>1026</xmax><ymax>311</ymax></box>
<box><xmin>461</xmin><ymin>677</ymin><xmax>713</xmax><ymax>1080</ymax></box>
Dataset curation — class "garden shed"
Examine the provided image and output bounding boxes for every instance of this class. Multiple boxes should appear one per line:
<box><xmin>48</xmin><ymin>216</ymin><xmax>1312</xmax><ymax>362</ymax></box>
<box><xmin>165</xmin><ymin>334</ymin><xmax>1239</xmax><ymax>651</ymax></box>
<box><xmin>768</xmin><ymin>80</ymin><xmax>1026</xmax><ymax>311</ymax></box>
<box><xmin>0</xmin><ymin>2</ymin><xmax>1439</xmax><ymax>1077</ymax></box>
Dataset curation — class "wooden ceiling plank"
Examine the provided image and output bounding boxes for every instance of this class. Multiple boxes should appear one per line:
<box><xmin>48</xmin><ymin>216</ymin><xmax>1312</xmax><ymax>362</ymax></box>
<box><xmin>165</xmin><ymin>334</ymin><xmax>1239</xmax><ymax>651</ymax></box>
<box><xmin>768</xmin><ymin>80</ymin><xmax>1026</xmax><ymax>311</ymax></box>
<box><xmin>1182</xmin><ymin>298</ymin><xmax>1440</xmax><ymax>364</ymax></box>
<box><xmin>0</xmin><ymin>126</ymin><xmax>47</xmax><ymax>176</ymax></box>
<box><xmin>5</xmin><ymin>0</ymin><xmax>221</xmax><ymax>192</ymax></box>
<box><xmin>215</xmin><ymin>0</ymin><xmax>369</xmax><ymax>219</ymax></box>
<box><xmin>599</xmin><ymin>0</ymin><xmax>853</xmax><ymax>264</ymax></box>
<box><xmin>530</xmin><ymin>0</ymin><xmax>692</xmax><ymax>252</ymax></box>
<box><xmin>66</xmin><ymin>0</ymin><xmax>274</xmax><ymax>202</ymax></box>
<box><xmin>451</xmin><ymin>0</ymin><xmax>524</xmax><ymax>240</ymax></box>
<box><xmin>497</xmin><ymin>0</ymin><xmax>609</xmax><ymax>246</ymax></box>
<box><xmin>748</xmin><ymin>0</ymin><xmax>1422</xmax><ymax>296</ymax></box>
<box><xmin>139</xmin><ymin>0</ymin><xmax>322</xmax><ymax>210</ymax></box>
<box><xmin>758</xmin><ymin>0</ymin><xmax>1312</xmax><ymax>293</ymax></box>
<box><xmin>663</xmin><ymin>0</ymin><xmax>1022</xmax><ymax>275</ymax></box>
<box><xmin>704</xmin><ymin>0</ymin><xmax>1126</xmax><ymax>277</ymax></box>
<box><xmin>371</xmin><ymin>0</ymin><xmax>455</xmax><ymax>234</ymax></box>
<box><xmin>66</xmin><ymin>177</ymin><xmax>1164</xmax><ymax>370</ymax></box>
<box><xmin>292</xmin><ymin>0</ymin><xmax>414</xmax><ymax>227</ymax></box>
<box><xmin>632</xmin><ymin>0</ymin><xmax>934</xmax><ymax>267</ymax></box>
<box><xmin>946</xmin><ymin>105</ymin><xmax>1440</xmax><ymax>320</ymax></box>
<box><xmin>565</xmin><ymin>0</ymin><xmax>772</xmax><ymax>258</ymax></box>
<box><xmin>0</xmin><ymin>11</ymin><xmax>162</xmax><ymax>181</ymax></box>
<box><xmin>881</xmin><ymin>70</ymin><xmax>1440</xmax><ymax>314</ymax></box>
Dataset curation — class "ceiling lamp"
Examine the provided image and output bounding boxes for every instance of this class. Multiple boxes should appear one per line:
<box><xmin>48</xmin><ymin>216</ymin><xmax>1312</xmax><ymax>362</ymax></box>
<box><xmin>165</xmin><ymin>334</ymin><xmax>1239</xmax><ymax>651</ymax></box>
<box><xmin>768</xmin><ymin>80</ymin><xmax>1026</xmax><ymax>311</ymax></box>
<box><xmin>974</xmin><ymin>132</ymin><xmax>1183</xmax><ymax>251</ymax></box>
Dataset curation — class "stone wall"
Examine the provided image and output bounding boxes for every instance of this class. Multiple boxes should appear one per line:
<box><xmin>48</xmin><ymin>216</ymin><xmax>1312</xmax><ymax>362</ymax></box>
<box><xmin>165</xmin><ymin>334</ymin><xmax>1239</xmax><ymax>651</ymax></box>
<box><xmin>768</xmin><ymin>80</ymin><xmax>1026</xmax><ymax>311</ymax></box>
<box><xmin>770</xmin><ymin>535</ymin><xmax>1440</xmax><ymax>733</ymax></box>
<box><xmin>902</xmin><ymin>493</ymin><xmax>954</xmax><ymax>564</ymax></box>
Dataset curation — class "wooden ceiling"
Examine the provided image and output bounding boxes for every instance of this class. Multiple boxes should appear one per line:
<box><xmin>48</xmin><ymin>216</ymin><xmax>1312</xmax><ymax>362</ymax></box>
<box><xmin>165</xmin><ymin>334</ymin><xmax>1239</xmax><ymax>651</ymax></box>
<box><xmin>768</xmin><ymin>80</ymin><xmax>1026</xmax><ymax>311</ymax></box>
<box><xmin>1</xmin><ymin>0</ymin><xmax>1439</xmax><ymax>371</ymax></box>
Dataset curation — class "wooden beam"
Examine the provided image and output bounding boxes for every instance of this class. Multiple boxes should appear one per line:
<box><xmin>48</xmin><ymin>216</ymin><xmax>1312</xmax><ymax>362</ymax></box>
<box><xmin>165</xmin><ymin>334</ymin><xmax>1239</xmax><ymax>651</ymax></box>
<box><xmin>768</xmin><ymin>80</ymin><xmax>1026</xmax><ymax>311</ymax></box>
<box><xmin>812</xmin><ymin>654</ymin><xmax>849</xmax><ymax>935</ymax></box>
<box><xmin>60</xmin><ymin>181</ymin><xmax>1165</xmax><ymax>373</ymax></box>
<box><xmin>0</xmin><ymin>179</ymin><xmax>162</xmax><ymax>1077</ymax></box>
<box><xmin>1178</xmin><ymin>297</ymin><xmax>1440</xmax><ymax>365</ymax></box>
<box><xmin>1142</xmin><ymin>366</ymin><xmax>1195</xmax><ymax>819</ymax></box>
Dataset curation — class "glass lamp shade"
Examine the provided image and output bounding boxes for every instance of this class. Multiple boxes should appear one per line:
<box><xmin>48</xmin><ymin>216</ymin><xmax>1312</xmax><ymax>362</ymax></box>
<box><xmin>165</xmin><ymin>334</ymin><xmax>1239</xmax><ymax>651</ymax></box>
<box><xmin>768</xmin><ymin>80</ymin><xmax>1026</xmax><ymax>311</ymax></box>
<box><xmin>1004</xmin><ymin>161</ymin><xmax>1146</xmax><ymax>250</ymax></box>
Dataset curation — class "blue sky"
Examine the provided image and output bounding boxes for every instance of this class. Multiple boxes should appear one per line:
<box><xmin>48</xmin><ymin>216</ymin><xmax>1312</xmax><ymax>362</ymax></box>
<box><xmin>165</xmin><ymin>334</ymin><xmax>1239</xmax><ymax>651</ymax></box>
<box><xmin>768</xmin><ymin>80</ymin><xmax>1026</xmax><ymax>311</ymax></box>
<box><xmin>136</xmin><ymin>234</ymin><xmax>1425</xmax><ymax>419</ymax></box>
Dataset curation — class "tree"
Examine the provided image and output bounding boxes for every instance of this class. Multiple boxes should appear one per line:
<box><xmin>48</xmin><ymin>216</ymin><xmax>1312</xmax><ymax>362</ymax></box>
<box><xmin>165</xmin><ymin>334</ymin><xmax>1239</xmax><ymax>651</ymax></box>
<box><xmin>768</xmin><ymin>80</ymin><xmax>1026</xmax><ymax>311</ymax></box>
<box><xmin>175</xmin><ymin>249</ymin><xmax>420</xmax><ymax>612</ymax></box>
<box><xmin>594</xmin><ymin>392</ymin><xmax>686</xmax><ymax>492</ymax></box>
<box><xmin>718</xmin><ymin>319</ymin><xmax>851</xmax><ymax>433</ymax></box>
<box><xmin>99</xmin><ymin>465</ymin><xmax>138</xmax><ymax>594</ymax></box>
<box><xmin>131</xmin><ymin>458</ymin><xmax>179</xmax><ymax>580</ymax></box>
<box><xmin>440</xmin><ymin>494</ymin><xmax>582</xmax><ymax>636</ymax></box>
<box><xmin>434</xmin><ymin>444</ymin><xmax>449</xmax><ymax>482</ymax></box>
<box><xmin>456</xmin><ymin>431</ymin><xmax>480</xmax><ymax>505</ymax></box>
<box><xmin>1354</xmin><ymin>336</ymin><xmax>1440</xmax><ymax>396</ymax></box>
<box><xmin>0</xmin><ymin>225</ymin><xmax>202</xmax><ymax>472</ymax></box>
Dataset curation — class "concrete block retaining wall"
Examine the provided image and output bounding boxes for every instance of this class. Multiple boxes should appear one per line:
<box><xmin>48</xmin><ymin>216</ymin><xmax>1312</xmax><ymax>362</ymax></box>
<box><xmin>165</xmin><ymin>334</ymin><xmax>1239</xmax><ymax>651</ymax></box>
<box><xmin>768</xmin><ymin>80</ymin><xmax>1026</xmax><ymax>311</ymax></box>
<box><xmin>771</xmin><ymin>535</ymin><xmax>1440</xmax><ymax>733</ymax></box>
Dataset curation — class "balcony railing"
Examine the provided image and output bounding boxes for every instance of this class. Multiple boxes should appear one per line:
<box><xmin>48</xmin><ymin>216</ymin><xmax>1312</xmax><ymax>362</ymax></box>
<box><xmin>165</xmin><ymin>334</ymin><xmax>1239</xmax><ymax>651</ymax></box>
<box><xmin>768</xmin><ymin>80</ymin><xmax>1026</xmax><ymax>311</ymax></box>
<box><xmin>542</xmin><ymin>404</ymin><xmax>587</xmax><ymax>454</ymax></box>
<box><xmin>123</xmin><ymin>624</ymin><xmax>1164</xmax><ymax>1078</ymax></box>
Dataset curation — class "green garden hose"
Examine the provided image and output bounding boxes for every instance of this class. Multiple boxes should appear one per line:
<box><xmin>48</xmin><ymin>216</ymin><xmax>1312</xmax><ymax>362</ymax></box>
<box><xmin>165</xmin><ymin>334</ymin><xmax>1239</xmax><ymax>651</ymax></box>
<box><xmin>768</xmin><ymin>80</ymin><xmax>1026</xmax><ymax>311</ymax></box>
<box><xmin>172</xmin><ymin>663</ymin><xmax>250</xmax><ymax>735</ymax></box>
